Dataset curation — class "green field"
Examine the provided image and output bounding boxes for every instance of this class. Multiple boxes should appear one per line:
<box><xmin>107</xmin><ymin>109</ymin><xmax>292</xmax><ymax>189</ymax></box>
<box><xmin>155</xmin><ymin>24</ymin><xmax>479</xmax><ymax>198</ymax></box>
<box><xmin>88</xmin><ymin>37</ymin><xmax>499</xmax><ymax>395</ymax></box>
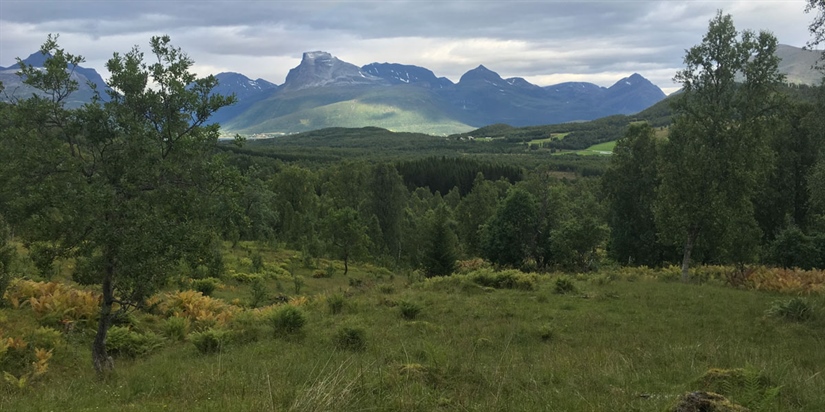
<box><xmin>2</xmin><ymin>243</ymin><xmax>824</xmax><ymax>411</ymax></box>
<box><xmin>527</xmin><ymin>133</ymin><xmax>569</xmax><ymax>147</ymax></box>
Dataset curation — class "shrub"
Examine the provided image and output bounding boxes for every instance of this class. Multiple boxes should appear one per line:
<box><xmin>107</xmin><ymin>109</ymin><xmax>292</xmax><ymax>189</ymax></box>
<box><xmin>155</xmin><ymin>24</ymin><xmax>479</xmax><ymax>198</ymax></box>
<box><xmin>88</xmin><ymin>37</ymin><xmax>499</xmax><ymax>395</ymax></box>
<box><xmin>398</xmin><ymin>301</ymin><xmax>422</xmax><ymax>320</ymax></box>
<box><xmin>161</xmin><ymin>316</ymin><xmax>190</xmax><ymax>341</ymax></box>
<box><xmin>269</xmin><ymin>306</ymin><xmax>306</xmax><ymax>335</ymax></box>
<box><xmin>324</xmin><ymin>262</ymin><xmax>338</xmax><ymax>278</ymax></box>
<box><xmin>249</xmin><ymin>277</ymin><xmax>268</xmax><ymax>308</ymax></box>
<box><xmin>695</xmin><ymin>367</ymin><xmax>779</xmax><ymax>411</ymax></box>
<box><xmin>3</xmin><ymin>279</ymin><xmax>100</xmax><ymax>327</ymax></box>
<box><xmin>767</xmin><ymin>297</ymin><xmax>813</xmax><ymax>322</ymax></box>
<box><xmin>190</xmin><ymin>328</ymin><xmax>231</xmax><ymax>354</ymax></box>
<box><xmin>327</xmin><ymin>294</ymin><xmax>345</xmax><ymax>315</ymax></box>
<box><xmin>158</xmin><ymin>290</ymin><xmax>239</xmax><ymax>331</ymax></box>
<box><xmin>333</xmin><ymin>326</ymin><xmax>366</xmax><ymax>352</ymax></box>
<box><xmin>312</xmin><ymin>269</ymin><xmax>330</xmax><ymax>279</ymax></box>
<box><xmin>191</xmin><ymin>278</ymin><xmax>220</xmax><ymax>296</ymax></box>
<box><xmin>469</xmin><ymin>269</ymin><xmax>537</xmax><ymax>291</ymax></box>
<box><xmin>538</xmin><ymin>324</ymin><xmax>555</xmax><ymax>342</ymax></box>
<box><xmin>554</xmin><ymin>276</ymin><xmax>577</xmax><ymax>294</ymax></box>
<box><xmin>227</xmin><ymin>310</ymin><xmax>265</xmax><ymax>344</ymax></box>
<box><xmin>229</xmin><ymin>272</ymin><xmax>262</xmax><ymax>283</ymax></box>
<box><xmin>27</xmin><ymin>327</ymin><xmax>64</xmax><ymax>351</ymax></box>
<box><xmin>105</xmin><ymin>326</ymin><xmax>165</xmax><ymax>358</ymax></box>
<box><xmin>251</xmin><ymin>253</ymin><xmax>264</xmax><ymax>273</ymax></box>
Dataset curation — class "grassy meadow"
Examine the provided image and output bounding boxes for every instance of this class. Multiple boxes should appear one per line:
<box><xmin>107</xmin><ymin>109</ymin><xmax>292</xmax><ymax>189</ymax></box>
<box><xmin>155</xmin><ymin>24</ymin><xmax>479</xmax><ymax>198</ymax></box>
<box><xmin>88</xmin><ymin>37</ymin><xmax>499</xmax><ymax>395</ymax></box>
<box><xmin>1</xmin><ymin>243</ymin><xmax>824</xmax><ymax>411</ymax></box>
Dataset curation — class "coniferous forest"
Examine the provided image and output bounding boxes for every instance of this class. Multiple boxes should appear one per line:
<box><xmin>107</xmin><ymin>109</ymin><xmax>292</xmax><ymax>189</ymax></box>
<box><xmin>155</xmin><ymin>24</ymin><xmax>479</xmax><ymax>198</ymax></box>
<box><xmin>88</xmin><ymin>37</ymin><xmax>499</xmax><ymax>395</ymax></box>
<box><xmin>1</xmin><ymin>6</ymin><xmax>825</xmax><ymax>411</ymax></box>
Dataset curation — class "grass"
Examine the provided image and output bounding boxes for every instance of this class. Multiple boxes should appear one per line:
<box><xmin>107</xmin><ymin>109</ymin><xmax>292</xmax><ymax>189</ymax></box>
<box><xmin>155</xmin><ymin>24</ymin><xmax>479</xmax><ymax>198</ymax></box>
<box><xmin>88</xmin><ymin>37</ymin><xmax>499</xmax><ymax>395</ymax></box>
<box><xmin>526</xmin><ymin>133</ymin><xmax>569</xmax><ymax>147</ymax></box>
<box><xmin>2</xmin><ymin>244</ymin><xmax>825</xmax><ymax>410</ymax></box>
<box><xmin>575</xmin><ymin>140</ymin><xmax>617</xmax><ymax>155</ymax></box>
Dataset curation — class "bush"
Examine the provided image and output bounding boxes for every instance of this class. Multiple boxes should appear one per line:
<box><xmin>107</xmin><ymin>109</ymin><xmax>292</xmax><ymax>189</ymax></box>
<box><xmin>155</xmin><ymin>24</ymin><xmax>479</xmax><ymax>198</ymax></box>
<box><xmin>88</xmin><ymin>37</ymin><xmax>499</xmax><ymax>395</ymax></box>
<box><xmin>333</xmin><ymin>326</ymin><xmax>366</xmax><ymax>352</ymax></box>
<box><xmin>327</xmin><ymin>294</ymin><xmax>345</xmax><ymax>315</ymax></box>
<box><xmin>161</xmin><ymin>316</ymin><xmax>190</xmax><ymax>341</ymax></box>
<box><xmin>191</xmin><ymin>278</ymin><xmax>220</xmax><ymax>296</ymax></box>
<box><xmin>554</xmin><ymin>276</ymin><xmax>577</xmax><ymax>294</ymax></box>
<box><xmin>227</xmin><ymin>310</ymin><xmax>265</xmax><ymax>344</ymax></box>
<box><xmin>190</xmin><ymin>328</ymin><xmax>231</xmax><ymax>354</ymax></box>
<box><xmin>470</xmin><ymin>269</ymin><xmax>537</xmax><ymax>291</ymax></box>
<box><xmin>27</xmin><ymin>327</ymin><xmax>64</xmax><ymax>350</ymax></box>
<box><xmin>269</xmin><ymin>306</ymin><xmax>306</xmax><ymax>335</ymax></box>
<box><xmin>158</xmin><ymin>290</ymin><xmax>239</xmax><ymax>331</ymax></box>
<box><xmin>398</xmin><ymin>301</ymin><xmax>422</xmax><ymax>320</ymax></box>
<box><xmin>229</xmin><ymin>271</ymin><xmax>262</xmax><ymax>283</ymax></box>
<box><xmin>251</xmin><ymin>253</ymin><xmax>264</xmax><ymax>273</ymax></box>
<box><xmin>538</xmin><ymin>324</ymin><xmax>555</xmax><ymax>342</ymax></box>
<box><xmin>249</xmin><ymin>277</ymin><xmax>268</xmax><ymax>308</ymax></box>
<box><xmin>767</xmin><ymin>297</ymin><xmax>813</xmax><ymax>322</ymax></box>
<box><xmin>106</xmin><ymin>326</ymin><xmax>166</xmax><ymax>358</ymax></box>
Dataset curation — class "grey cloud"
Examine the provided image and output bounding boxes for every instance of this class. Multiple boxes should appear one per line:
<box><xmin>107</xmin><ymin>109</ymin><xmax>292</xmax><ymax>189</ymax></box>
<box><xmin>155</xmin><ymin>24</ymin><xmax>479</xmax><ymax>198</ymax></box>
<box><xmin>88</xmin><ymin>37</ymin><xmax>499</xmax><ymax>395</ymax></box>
<box><xmin>0</xmin><ymin>0</ymin><xmax>817</xmax><ymax>93</ymax></box>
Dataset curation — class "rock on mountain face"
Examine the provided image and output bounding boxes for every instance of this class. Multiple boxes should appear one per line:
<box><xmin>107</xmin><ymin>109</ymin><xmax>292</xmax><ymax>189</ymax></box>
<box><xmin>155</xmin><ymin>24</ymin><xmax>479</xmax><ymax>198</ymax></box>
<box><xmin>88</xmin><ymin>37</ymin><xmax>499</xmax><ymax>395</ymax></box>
<box><xmin>213</xmin><ymin>72</ymin><xmax>278</xmax><ymax>100</ymax></box>
<box><xmin>361</xmin><ymin>63</ymin><xmax>453</xmax><ymax>88</ymax></box>
<box><xmin>776</xmin><ymin>44</ymin><xmax>823</xmax><ymax>85</ymax></box>
<box><xmin>281</xmin><ymin>51</ymin><xmax>383</xmax><ymax>92</ymax></box>
<box><xmin>602</xmin><ymin>73</ymin><xmax>667</xmax><ymax>113</ymax></box>
<box><xmin>207</xmin><ymin>72</ymin><xmax>280</xmax><ymax>125</ymax></box>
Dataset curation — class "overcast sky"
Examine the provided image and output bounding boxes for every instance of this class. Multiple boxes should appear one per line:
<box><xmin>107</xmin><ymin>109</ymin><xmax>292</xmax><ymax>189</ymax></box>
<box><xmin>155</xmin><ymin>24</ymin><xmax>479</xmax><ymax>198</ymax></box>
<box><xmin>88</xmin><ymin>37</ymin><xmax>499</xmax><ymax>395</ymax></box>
<box><xmin>0</xmin><ymin>1</ymin><xmax>819</xmax><ymax>94</ymax></box>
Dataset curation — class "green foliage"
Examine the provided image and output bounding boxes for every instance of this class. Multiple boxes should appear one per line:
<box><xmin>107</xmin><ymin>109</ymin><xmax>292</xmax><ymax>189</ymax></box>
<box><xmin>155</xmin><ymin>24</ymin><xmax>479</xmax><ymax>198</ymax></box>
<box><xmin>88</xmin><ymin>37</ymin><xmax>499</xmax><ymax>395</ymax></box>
<box><xmin>229</xmin><ymin>271</ymin><xmax>263</xmax><ymax>283</ymax></box>
<box><xmin>602</xmin><ymin>123</ymin><xmax>669</xmax><ymax>267</ymax></box>
<box><xmin>396</xmin><ymin>156</ymin><xmax>522</xmax><ymax>197</ymax></box>
<box><xmin>482</xmin><ymin>188</ymin><xmax>538</xmax><ymax>269</ymax></box>
<box><xmin>537</xmin><ymin>324</ymin><xmax>555</xmax><ymax>342</ymax></box>
<box><xmin>398</xmin><ymin>301</ymin><xmax>422</xmax><ymax>320</ymax></box>
<box><xmin>0</xmin><ymin>215</ymin><xmax>14</xmax><ymax>300</ymax></box>
<box><xmin>766</xmin><ymin>225</ymin><xmax>820</xmax><ymax>269</ymax></box>
<box><xmin>327</xmin><ymin>294</ymin><xmax>346</xmax><ymax>315</ymax></box>
<box><xmin>27</xmin><ymin>327</ymin><xmax>64</xmax><ymax>351</ymax></box>
<box><xmin>696</xmin><ymin>368</ymin><xmax>780</xmax><ymax>411</ymax></box>
<box><xmin>161</xmin><ymin>317</ymin><xmax>190</xmax><ymax>342</ymax></box>
<box><xmin>333</xmin><ymin>326</ymin><xmax>366</xmax><ymax>352</ymax></box>
<box><xmin>250</xmin><ymin>253</ymin><xmax>264</xmax><ymax>273</ymax></box>
<box><xmin>422</xmin><ymin>205</ymin><xmax>458</xmax><ymax>277</ymax></box>
<box><xmin>269</xmin><ymin>306</ymin><xmax>306</xmax><ymax>335</ymax></box>
<box><xmin>469</xmin><ymin>268</ymin><xmax>538</xmax><ymax>291</ymax></box>
<box><xmin>322</xmin><ymin>207</ymin><xmax>371</xmax><ymax>275</ymax></box>
<box><xmin>656</xmin><ymin>12</ymin><xmax>784</xmax><ymax>280</ymax></box>
<box><xmin>248</xmin><ymin>277</ymin><xmax>268</xmax><ymax>308</ymax></box>
<box><xmin>190</xmin><ymin>328</ymin><xmax>231</xmax><ymax>354</ymax></box>
<box><xmin>191</xmin><ymin>278</ymin><xmax>220</xmax><ymax>297</ymax></box>
<box><xmin>767</xmin><ymin>297</ymin><xmax>813</xmax><ymax>321</ymax></box>
<box><xmin>0</xmin><ymin>35</ymin><xmax>238</xmax><ymax>372</ymax></box>
<box><xmin>553</xmin><ymin>276</ymin><xmax>577</xmax><ymax>295</ymax></box>
<box><xmin>105</xmin><ymin>326</ymin><xmax>166</xmax><ymax>358</ymax></box>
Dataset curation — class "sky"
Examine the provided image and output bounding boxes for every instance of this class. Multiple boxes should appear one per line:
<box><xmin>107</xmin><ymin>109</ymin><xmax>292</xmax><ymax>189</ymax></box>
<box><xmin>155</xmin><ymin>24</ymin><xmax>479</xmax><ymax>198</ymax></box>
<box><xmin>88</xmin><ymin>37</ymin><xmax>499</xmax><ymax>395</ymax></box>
<box><xmin>0</xmin><ymin>1</ymin><xmax>820</xmax><ymax>94</ymax></box>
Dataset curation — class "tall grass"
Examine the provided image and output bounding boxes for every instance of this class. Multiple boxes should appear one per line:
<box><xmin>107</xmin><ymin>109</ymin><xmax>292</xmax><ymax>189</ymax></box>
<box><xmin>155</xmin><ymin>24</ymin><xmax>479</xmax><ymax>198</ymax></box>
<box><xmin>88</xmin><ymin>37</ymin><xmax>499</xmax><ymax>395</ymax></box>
<box><xmin>2</xmin><ymin>246</ymin><xmax>824</xmax><ymax>410</ymax></box>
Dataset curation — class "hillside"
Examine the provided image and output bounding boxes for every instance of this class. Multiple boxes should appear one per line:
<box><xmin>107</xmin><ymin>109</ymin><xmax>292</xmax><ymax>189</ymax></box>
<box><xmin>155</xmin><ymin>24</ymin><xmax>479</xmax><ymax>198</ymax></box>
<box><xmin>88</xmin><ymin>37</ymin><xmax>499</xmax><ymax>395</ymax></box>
<box><xmin>223</xmin><ymin>52</ymin><xmax>667</xmax><ymax>135</ymax></box>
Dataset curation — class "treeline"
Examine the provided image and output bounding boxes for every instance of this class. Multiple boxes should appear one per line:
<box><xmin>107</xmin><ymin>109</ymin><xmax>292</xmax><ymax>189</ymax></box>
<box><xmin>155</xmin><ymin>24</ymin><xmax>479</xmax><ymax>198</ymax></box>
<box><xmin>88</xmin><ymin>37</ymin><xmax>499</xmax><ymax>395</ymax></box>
<box><xmin>208</xmin><ymin>153</ymin><xmax>606</xmax><ymax>274</ymax></box>
<box><xmin>602</xmin><ymin>13</ymin><xmax>825</xmax><ymax>275</ymax></box>
<box><xmin>396</xmin><ymin>156</ymin><xmax>523</xmax><ymax>196</ymax></box>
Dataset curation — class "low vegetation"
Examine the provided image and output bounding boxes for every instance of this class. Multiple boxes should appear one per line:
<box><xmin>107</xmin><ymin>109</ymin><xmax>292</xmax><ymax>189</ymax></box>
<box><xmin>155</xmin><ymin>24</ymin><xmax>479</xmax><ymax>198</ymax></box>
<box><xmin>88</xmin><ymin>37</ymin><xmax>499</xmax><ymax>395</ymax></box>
<box><xmin>1</xmin><ymin>244</ymin><xmax>824</xmax><ymax>410</ymax></box>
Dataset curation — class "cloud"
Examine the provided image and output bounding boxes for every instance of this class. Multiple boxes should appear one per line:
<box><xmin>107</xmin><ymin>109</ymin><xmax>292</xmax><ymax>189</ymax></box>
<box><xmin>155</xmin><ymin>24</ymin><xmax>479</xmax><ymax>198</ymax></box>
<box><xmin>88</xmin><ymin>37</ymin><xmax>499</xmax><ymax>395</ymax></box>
<box><xmin>0</xmin><ymin>0</ymin><xmax>816</xmax><ymax>93</ymax></box>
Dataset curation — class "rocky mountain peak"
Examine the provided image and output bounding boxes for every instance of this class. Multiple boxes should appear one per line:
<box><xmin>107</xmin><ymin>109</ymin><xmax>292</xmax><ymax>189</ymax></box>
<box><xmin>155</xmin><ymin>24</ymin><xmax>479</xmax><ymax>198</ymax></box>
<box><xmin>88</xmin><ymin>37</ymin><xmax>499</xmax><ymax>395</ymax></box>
<box><xmin>282</xmin><ymin>51</ymin><xmax>382</xmax><ymax>92</ymax></box>
<box><xmin>458</xmin><ymin>65</ymin><xmax>505</xmax><ymax>85</ymax></box>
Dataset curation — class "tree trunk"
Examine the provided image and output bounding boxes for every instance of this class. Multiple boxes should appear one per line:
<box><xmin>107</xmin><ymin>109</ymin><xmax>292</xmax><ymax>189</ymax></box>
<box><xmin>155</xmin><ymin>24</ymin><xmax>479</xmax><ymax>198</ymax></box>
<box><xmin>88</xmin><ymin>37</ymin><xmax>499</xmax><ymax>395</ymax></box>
<box><xmin>680</xmin><ymin>227</ymin><xmax>699</xmax><ymax>282</ymax></box>
<box><xmin>92</xmin><ymin>269</ymin><xmax>115</xmax><ymax>374</ymax></box>
<box><xmin>343</xmin><ymin>254</ymin><xmax>349</xmax><ymax>276</ymax></box>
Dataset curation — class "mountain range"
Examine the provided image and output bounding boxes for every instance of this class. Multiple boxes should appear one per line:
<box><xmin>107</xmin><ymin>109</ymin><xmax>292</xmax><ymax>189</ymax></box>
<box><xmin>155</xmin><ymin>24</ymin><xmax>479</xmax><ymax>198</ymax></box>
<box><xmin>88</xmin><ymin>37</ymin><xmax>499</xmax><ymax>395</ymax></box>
<box><xmin>2</xmin><ymin>45</ymin><xmax>821</xmax><ymax>135</ymax></box>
